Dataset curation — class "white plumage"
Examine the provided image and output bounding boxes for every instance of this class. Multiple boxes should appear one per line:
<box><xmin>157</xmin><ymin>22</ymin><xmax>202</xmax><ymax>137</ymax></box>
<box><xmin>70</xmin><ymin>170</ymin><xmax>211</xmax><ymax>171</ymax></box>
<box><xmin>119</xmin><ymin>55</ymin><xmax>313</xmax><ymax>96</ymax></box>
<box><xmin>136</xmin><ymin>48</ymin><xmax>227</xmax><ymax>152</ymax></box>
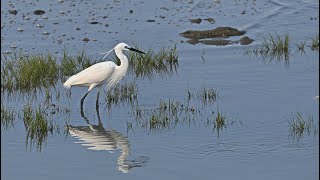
<box><xmin>64</xmin><ymin>61</ymin><xmax>115</xmax><ymax>90</ymax></box>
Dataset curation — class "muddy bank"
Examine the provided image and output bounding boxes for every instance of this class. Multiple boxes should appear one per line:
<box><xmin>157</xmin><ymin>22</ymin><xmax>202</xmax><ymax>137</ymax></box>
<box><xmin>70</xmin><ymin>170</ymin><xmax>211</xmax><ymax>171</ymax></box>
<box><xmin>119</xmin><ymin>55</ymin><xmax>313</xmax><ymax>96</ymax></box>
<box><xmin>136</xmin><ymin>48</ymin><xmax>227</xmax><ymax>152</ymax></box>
<box><xmin>180</xmin><ymin>27</ymin><xmax>245</xmax><ymax>39</ymax></box>
<box><xmin>180</xmin><ymin>27</ymin><xmax>253</xmax><ymax>46</ymax></box>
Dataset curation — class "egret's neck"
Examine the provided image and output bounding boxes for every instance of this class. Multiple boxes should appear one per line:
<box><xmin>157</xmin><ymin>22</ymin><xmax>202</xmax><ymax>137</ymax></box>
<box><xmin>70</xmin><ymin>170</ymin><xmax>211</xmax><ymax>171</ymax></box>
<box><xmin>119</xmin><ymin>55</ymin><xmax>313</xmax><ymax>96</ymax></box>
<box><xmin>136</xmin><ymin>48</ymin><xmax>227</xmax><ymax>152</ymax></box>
<box><xmin>113</xmin><ymin>49</ymin><xmax>129</xmax><ymax>83</ymax></box>
<box><xmin>115</xmin><ymin>49</ymin><xmax>129</xmax><ymax>67</ymax></box>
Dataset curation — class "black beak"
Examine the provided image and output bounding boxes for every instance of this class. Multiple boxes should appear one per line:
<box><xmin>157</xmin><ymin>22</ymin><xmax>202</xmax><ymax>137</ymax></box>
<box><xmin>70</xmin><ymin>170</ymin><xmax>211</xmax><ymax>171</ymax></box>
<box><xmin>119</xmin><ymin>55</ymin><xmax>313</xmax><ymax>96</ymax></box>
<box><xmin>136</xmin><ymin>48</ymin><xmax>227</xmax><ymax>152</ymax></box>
<box><xmin>128</xmin><ymin>47</ymin><xmax>145</xmax><ymax>54</ymax></box>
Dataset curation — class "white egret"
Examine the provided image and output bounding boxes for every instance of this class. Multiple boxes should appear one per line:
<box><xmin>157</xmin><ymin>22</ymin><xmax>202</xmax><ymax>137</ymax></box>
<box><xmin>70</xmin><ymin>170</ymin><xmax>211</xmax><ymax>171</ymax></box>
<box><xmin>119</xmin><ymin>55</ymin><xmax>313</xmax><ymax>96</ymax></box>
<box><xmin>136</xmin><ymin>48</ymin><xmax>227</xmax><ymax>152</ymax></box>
<box><xmin>63</xmin><ymin>42</ymin><xmax>145</xmax><ymax>111</ymax></box>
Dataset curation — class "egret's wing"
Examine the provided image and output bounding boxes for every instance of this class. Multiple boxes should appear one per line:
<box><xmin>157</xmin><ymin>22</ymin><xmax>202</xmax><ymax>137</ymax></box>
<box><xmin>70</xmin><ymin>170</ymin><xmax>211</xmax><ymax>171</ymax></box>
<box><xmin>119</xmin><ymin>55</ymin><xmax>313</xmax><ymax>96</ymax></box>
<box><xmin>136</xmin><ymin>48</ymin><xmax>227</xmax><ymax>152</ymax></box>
<box><xmin>64</xmin><ymin>62</ymin><xmax>116</xmax><ymax>87</ymax></box>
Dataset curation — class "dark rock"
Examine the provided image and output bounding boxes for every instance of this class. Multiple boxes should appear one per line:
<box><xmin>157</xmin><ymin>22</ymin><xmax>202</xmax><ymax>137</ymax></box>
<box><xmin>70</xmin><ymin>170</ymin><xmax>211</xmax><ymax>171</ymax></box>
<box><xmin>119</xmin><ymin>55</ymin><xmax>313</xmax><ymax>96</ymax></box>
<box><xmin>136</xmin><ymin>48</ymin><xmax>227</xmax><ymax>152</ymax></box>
<box><xmin>129</xmin><ymin>10</ymin><xmax>133</xmax><ymax>13</ymax></box>
<box><xmin>189</xmin><ymin>18</ymin><xmax>201</xmax><ymax>24</ymax></box>
<box><xmin>240</xmin><ymin>10</ymin><xmax>246</xmax><ymax>15</ymax></box>
<box><xmin>204</xmin><ymin>18</ymin><xmax>215</xmax><ymax>23</ymax></box>
<box><xmin>8</xmin><ymin>10</ymin><xmax>18</xmax><ymax>15</ymax></box>
<box><xmin>146</xmin><ymin>19</ymin><xmax>155</xmax><ymax>22</ymax></box>
<box><xmin>33</xmin><ymin>10</ymin><xmax>46</xmax><ymax>15</ymax></box>
<box><xmin>240</xmin><ymin>36</ymin><xmax>254</xmax><ymax>45</ymax></box>
<box><xmin>82</xmin><ymin>38</ymin><xmax>90</xmax><ymax>42</ymax></box>
<box><xmin>180</xmin><ymin>26</ymin><xmax>245</xmax><ymax>39</ymax></box>
<box><xmin>90</xmin><ymin>21</ymin><xmax>99</xmax><ymax>24</ymax></box>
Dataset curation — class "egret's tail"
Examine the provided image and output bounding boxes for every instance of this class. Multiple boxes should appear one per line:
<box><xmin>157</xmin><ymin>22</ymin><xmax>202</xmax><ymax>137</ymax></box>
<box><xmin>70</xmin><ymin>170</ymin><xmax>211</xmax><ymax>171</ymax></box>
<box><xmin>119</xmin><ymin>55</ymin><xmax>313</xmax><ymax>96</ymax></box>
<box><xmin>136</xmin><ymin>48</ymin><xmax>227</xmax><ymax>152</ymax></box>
<box><xmin>63</xmin><ymin>75</ymin><xmax>76</xmax><ymax>89</ymax></box>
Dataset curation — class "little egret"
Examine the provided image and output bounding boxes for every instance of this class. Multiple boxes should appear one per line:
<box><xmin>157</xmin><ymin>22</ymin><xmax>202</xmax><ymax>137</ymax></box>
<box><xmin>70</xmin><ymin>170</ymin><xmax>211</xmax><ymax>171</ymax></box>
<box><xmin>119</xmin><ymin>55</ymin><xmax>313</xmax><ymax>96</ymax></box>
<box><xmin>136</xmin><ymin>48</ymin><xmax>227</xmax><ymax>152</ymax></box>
<box><xmin>63</xmin><ymin>42</ymin><xmax>145</xmax><ymax>112</ymax></box>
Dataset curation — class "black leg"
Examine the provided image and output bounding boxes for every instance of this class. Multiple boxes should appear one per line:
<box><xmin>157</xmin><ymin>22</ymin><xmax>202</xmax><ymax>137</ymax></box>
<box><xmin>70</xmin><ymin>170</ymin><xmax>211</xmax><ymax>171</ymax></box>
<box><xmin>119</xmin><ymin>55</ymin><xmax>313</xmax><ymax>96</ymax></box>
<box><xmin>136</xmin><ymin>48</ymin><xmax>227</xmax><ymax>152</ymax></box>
<box><xmin>96</xmin><ymin>91</ymin><xmax>101</xmax><ymax>119</ymax></box>
<box><xmin>96</xmin><ymin>91</ymin><xmax>100</xmax><ymax>109</ymax></box>
<box><xmin>80</xmin><ymin>91</ymin><xmax>90</xmax><ymax>117</ymax></box>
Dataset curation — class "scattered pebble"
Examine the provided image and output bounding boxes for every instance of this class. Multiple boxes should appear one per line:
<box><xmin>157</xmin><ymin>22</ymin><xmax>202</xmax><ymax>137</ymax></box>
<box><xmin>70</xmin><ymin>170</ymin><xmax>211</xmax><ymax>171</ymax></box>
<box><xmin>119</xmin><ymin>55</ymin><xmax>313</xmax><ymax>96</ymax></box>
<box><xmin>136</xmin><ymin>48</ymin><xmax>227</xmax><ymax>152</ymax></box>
<box><xmin>17</xmin><ymin>28</ymin><xmax>24</xmax><ymax>32</ymax></box>
<box><xmin>90</xmin><ymin>22</ymin><xmax>99</xmax><ymax>24</ymax></box>
<box><xmin>82</xmin><ymin>38</ymin><xmax>90</xmax><ymax>42</ymax></box>
<box><xmin>36</xmin><ymin>24</ymin><xmax>44</xmax><ymax>28</ymax></box>
<box><xmin>146</xmin><ymin>19</ymin><xmax>155</xmax><ymax>22</ymax></box>
<box><xmin>240</xmin><ymin>36</ymin><xmax>254</xmax><ymax>45</ymax></box>
<box><xmin>204</xmin><ymin>18</ymin><xmax>215</xmax><ymax>23</ymax></box>
<box><xmin>33</xmin><ymin>10</ymin><xmax>46</xmax><ymax>15</ymax></box>
<box><xmin>8</xmin><ymin>10</ymin><xmax>18</xmax><ymax>15</ymax></box>
<box><xmin>4</xmin><ymin>51</ymin><xmax>12</xmax><ymax>54</ymax></box>
<box><xmin>43</xmin><ymin>31</ymin><xmax>50</xmax><ymax>35</ymax></box>
<box><xmin>129</xmin><ymin>10</ymin><xmax>133</xmax><ymax>13</ymax></box>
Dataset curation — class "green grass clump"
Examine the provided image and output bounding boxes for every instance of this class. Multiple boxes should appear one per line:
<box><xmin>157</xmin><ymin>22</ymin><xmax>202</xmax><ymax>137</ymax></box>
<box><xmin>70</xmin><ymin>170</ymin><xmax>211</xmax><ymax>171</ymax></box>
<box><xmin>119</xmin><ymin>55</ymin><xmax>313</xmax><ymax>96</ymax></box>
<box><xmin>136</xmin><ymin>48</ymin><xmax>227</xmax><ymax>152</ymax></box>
<box><xmin>288</xmin><ymin>112</ymin><xmax>317</xmax><ymax>140</ymax></box>
<box><xmin>1</xmin><ymin>53</ymin><xmax>59</xmax><ymax>92</ymax></box>
<box><xmin>211</xmin><ymin>110</ymin><xmax>227</xmax><ymax>138</ymax></box>
<box><xmin>60</xmin><ymin>50</ymin><xmax>98</xmax><ymax>77</ymax></box>
<box><xmin>244</xmin><ymin>33</ymin><xmax>290</xmax><ymax>61</ymax></box>
<box><xmin>1</xmin><ymin>105</ymin><xmax>16</xmax><ymax>130</ymax></box>
<box><xmin>261</xmin><ymin>33</ymin><xmax>290</xmax><ymax>60</ymax></box>
<box><xmin>23</xmin><ymin>105</ymin><xmax>58</xmax><ymax>151</ymax></box>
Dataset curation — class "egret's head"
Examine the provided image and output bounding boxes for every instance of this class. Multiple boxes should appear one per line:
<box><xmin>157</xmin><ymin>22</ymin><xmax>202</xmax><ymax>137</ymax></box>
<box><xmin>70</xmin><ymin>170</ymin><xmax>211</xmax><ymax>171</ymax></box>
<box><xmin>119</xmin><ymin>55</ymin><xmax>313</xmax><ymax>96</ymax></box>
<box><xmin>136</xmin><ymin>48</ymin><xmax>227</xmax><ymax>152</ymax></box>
<box><xmin>117</xmin><ymin>42</ymin><xmax>145</xmax><ymax>54</ymax></box>
<box><xmin>101</xmin><ymin>42</ymin><xmax>145</xmax><ymax>60</ymax></box>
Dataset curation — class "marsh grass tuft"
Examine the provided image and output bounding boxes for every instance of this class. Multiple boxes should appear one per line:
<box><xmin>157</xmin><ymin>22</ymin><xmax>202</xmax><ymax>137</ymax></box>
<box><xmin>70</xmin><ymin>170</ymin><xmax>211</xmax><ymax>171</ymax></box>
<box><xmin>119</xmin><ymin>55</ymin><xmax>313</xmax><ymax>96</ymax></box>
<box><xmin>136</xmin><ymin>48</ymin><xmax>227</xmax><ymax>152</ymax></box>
<box><xmin>23</xmin><ymin>105</ymin><xmax>59</xmax><ymax>151</ymax></box>
<box><xmin>105</xmin><ymin>82</ymin><xmax>138</xmax><ymax>107</ymax></box>
<box><xmin>1</xmin><ymin>52</ymin><xmax>59</xmax><ymax>92</ymax></box>
<box><xmin>130</xmin><ymin>87</ymin><xmax>232</xmax><ymax>135</ymax></box>
<box><xmin>245</xmin><ymin>33</ymin><xmax>319</xmax><ymax>61</ymax></box>
<box><xmin>260</xmin><ymin>33</ymin><xmax>290</xmax><ymax>60</ymax></box>
<box><xmin>295</xmin><ymin>41</ymin><xmax>306</xmax><ymax>54</ymax></box>
<box><xmin>1</xmin><ymin>105</ymin><xmax>16</xmax><ymax>130</ymax></box>
<box><xmin>212</xmin><ymin>110</ymin><xmax>226</xmax><ymax>138</ymax></box>
<box><xmin>198</xmin><ymin>86</ymin><xmax>218</xmax><ymax>105</ymax></box>
<box><xmin>60</xmin><ymin>50</ymin><xmax>98</xmax><ymax>77</ymax></box>
<box><xmin>288</xmin><ymin>112</ymin><xmax>317</xmax><ymax>140</ymax></box>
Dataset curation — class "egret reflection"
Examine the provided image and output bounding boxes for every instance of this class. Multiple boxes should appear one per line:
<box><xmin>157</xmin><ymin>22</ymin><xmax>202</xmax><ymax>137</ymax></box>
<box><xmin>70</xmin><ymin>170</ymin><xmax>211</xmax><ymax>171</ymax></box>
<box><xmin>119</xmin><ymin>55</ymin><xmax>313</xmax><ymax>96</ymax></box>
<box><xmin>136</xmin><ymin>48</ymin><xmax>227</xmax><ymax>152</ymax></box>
<box><xmin>67</xmin><ymin>109</ymin><xmax>148</xmax><ymax>173</ymax></box>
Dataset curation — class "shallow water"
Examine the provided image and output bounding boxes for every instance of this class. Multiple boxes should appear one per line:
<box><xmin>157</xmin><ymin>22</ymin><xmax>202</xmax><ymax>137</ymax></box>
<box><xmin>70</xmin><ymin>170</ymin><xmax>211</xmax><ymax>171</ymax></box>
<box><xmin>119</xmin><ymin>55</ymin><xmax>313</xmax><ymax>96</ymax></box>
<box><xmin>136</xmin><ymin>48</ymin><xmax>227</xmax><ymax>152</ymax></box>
<box><xmin>1</xmin><ymin>0</ymin><xmax>319</xmax><ymax>179</ymax></box>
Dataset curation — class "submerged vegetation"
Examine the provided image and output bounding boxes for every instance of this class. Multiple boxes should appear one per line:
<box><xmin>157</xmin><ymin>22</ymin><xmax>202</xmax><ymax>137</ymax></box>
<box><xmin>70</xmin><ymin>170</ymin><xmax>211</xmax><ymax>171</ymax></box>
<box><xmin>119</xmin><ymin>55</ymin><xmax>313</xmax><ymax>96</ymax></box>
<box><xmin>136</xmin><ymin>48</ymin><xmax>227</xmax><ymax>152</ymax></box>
<box><xmin>23</xmin><ymin>105</ymin><xmax>59</xmax><ymax>151</ymax></box>
<box><xmin>244</xmin><ymin>33</ymin><xmax>319</xmax><ymax>61</ymax></box>
<box><xmin>244</xmin><ymin>33</ymin><xmax>290</xmax><ymax>61</ymax></box>
<box><xmin>105</xmin><ymin>82</ymin><xmax>138</xmax><ymax>108</ymax></box>
<box><xmin>1</xmin><ymin>105</ymin><xmax>16</xmax><ymax>130</ymax></box>
<box><xmin>288</xmin><ymin>112</ymin><xmax>318</xmax><ymax>140</ymax></box>
<box><xmin>129</xmin><ymin>87</ymin><xmax>238</xmax><ymax>137</ymax></box>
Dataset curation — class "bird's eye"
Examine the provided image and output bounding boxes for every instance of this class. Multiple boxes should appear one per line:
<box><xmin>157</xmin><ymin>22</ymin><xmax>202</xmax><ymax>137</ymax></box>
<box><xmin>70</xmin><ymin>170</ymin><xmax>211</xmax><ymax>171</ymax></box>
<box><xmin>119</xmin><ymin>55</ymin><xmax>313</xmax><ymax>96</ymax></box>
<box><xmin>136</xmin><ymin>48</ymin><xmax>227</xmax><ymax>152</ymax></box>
<box><xmin>124</xmin><ymin>46</ymin><xmax>129</xmax><ymax>49</ymax></box>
